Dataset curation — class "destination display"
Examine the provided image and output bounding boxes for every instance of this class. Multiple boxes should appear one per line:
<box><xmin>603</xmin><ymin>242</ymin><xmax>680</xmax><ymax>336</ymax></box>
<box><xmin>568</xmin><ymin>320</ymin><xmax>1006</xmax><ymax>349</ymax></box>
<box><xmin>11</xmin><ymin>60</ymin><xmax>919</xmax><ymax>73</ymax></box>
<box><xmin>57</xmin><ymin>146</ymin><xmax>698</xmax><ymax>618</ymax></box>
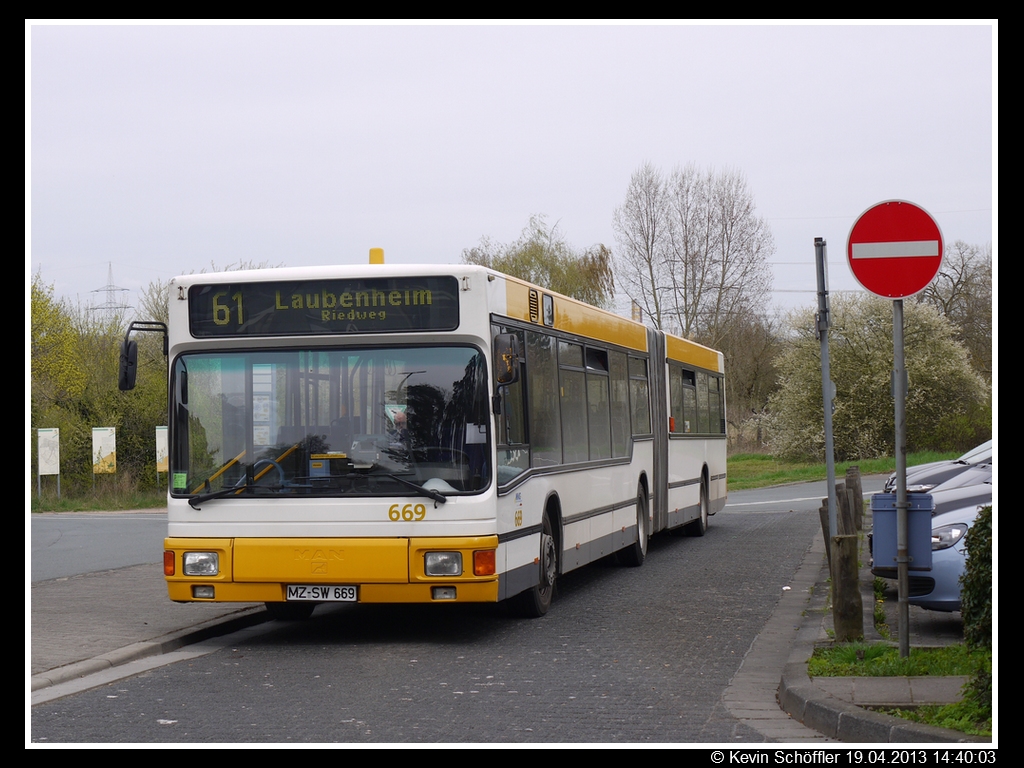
<box><xmin>188</xmin><ymin>276</ymin><xmax>460</xmax><ymax>337</ymax></box>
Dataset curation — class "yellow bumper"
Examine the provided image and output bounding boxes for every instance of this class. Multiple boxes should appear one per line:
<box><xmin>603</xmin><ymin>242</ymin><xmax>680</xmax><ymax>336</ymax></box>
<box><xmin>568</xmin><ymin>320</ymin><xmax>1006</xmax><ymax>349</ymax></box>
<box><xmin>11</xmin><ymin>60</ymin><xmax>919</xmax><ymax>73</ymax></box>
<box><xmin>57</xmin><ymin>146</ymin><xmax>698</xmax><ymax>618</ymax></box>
<box><xmin>164</xmin><ymin>536</ymin><xmax>499</xmax><ymax>604</ymax></box>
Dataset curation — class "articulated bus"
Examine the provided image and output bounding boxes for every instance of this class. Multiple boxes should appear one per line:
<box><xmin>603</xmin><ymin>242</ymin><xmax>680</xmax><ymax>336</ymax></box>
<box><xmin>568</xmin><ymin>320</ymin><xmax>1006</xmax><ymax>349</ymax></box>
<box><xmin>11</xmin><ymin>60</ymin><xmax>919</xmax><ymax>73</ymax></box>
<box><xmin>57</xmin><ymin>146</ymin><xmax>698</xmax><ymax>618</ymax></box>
<box><xmin>120</xmin><ymin>253</ymin><xmax>726</xmax><ymax>619</ymax></box>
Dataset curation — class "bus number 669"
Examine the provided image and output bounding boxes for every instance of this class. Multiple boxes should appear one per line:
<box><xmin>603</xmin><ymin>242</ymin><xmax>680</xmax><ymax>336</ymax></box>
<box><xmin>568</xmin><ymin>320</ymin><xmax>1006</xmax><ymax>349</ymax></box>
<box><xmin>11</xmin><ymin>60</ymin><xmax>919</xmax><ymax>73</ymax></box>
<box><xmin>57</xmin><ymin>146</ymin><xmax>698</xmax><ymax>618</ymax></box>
<box><xmin>389</xmin><ymin>503</ymin><xmax>427</xmax><ymax>521</ymax></box>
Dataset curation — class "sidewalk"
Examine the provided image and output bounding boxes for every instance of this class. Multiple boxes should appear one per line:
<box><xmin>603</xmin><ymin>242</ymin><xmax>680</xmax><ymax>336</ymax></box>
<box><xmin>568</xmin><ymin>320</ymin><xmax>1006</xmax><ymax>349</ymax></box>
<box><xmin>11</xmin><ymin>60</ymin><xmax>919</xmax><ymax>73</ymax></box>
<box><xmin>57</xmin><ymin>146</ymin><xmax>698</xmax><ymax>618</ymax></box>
<box><xmin>30</xmin><ymin>563</ymin><xmax>266</xmax><ymax>690</ymax></box>
<box><xmin>776</xmin><ymin>515</ymin><xmax>990</xmax><ymax>743</ymax></box>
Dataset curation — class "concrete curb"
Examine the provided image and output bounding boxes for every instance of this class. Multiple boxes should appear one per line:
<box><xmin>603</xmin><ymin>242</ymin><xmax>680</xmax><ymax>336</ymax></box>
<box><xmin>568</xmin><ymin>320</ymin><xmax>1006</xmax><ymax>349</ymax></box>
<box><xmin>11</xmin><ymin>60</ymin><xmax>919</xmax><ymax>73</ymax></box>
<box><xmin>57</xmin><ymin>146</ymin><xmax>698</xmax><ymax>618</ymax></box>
<box><xmin>778</xmin><ymin>663</ymin><xmax>986</xmax><ymax>743</ymax></box>
<box><xmin>31</xmin><ymin>606</ymin><xmax>267</xmax><ymax>692</ymax></box>
<box><xmin>776</xmin><ymin>516</ymin><xmax>990</xmax><ymax>744</ymax></box>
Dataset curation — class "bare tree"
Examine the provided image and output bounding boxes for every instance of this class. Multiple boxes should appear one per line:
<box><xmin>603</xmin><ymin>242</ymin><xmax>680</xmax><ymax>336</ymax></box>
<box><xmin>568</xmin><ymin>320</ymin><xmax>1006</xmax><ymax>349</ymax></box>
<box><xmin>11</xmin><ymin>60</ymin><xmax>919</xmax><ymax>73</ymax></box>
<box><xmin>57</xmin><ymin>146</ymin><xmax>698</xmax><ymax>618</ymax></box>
<box><xmin>914</xmin><ymin>241</ymin><xmax>992</xmax><ymax>381</ymax></box>
<box><xmin>613</xmin><ymin>163</ymin><xmax>774</xmax><ymax>348</ymax></box>
<box><xmin>611</xmin><ymin>163</ymin><xmax>671</xmax><ymax>327</ymax></box>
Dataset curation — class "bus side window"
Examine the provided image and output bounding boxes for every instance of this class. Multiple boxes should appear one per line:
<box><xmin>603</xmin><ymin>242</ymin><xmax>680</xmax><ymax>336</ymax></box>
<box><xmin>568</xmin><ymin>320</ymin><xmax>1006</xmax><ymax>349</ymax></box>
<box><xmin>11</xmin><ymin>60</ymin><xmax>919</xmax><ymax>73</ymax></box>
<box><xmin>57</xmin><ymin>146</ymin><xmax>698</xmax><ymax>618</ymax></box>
<box><xmin>527</xmin><ymin>330</ymin><xmax>561</xmax><ymax>467</ymax></box>
<box><xmin>628</xmin><ymin>356</ymin><xmax>651</xmax><ymax>436</ymax></box>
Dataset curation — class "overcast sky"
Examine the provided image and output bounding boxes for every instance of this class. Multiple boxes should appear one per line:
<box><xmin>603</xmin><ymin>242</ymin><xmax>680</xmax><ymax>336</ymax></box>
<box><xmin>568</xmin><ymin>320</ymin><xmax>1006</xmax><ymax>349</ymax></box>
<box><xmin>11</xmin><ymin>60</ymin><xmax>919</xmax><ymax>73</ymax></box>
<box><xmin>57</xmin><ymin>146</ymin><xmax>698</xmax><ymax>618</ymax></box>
<box><xmin>28</xmin><ymin>21</ymin><xmax>995</xmax><ymax>319</ymax></box>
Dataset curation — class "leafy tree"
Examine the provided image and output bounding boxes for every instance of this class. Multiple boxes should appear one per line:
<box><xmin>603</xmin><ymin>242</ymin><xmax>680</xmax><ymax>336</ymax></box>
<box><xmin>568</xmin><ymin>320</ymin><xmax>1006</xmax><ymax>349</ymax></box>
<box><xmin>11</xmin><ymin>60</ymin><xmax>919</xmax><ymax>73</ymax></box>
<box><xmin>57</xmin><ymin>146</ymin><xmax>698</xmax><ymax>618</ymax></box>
<box><xmin>34</xmin><ymin>299</ymin><xmax>166</xmax><ymax>489</ymax></box>
<box><xmin>612</xmin><ymin>162</ymin><xmax>774</xmax><ymax>347</ymax></box>
<box><xmin>961</xmin><ymin>505</ymin><xmax>991</xmax><ymax>649</ymax></box>
<box><xmin>31</xmin><ymin>272</ymin><xmax>84</xmax><ymax>407</ymax></box>
<box><xmin>959</xmin><ymin>504</ymin><xmax>992</xmax><ymax>730</ymax></box>
<box><xmin>767</xmin><ymin>294</ymin><xmax>990</xmax><ymax>461</ymax></box>
<box><xmin>914</xmin><ymin>241</ymin><xmax>992</xmax><ymax>382</ymax></box>
<box><xmin>32</xmin><ymin>260</ymin><xmax>290</xmax><ymax>499</ymax></box>
<box><xmin>30</xmin><ymin>285</ymin><xmax>129</xmax><ymax>489</ymax></box>
<box><xmin>31</xmin><ymin>273</ymin><xmax>87</xmax><ymax>485</ymax></box>
<box><xmin>462</xmin><ymin>215</ymin><xmax>614</xmax><ymax>307</ymax></box>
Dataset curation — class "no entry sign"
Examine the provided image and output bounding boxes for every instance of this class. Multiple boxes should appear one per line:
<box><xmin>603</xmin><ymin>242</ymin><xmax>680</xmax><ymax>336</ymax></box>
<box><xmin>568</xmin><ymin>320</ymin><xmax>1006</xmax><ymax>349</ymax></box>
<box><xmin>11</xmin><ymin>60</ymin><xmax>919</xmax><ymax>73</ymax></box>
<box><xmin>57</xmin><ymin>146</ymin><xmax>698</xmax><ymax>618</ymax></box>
<box><xmin>847</xmin><ymin>200</ymin><xmax>943</xmax><ymax>299</ymax></box>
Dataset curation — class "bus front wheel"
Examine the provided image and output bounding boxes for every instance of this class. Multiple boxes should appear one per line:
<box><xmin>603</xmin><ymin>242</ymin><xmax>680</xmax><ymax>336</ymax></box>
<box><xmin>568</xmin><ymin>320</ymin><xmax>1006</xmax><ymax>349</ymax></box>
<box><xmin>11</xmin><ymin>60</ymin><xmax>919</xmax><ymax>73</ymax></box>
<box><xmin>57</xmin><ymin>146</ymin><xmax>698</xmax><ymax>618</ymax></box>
<box><xmin>511</xmin><ymin>512</ymin><xmax>556</xmax><ymax>618</ymax></box>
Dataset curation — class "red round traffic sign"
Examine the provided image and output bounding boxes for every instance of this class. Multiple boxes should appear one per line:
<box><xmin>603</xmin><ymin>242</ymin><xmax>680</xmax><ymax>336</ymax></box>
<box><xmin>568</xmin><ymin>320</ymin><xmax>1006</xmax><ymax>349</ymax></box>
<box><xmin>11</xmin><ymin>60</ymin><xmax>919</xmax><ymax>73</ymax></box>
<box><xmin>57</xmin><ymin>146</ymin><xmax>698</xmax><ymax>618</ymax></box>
<box><xmin>847</xmin><ymin>200</ymin><xmax>943</xmax><ymax>299</ymax></box>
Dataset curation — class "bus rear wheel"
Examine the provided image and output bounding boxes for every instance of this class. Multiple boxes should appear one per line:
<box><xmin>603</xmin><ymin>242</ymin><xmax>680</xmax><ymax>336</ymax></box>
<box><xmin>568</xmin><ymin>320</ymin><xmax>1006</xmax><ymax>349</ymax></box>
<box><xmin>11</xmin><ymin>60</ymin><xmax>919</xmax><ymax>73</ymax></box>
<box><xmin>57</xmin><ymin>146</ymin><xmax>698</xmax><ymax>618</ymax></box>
<box><xmin>685</xmin><ymin>482</ymin><xmax>709</xmax><ymax>537</ymax></box>
<box><xmin>618</xmin><ymin>483</ymin><xmax>648</xmax><ymax>567</ymax></box>
<box><xmin>511</xmin><ymin>512</ymin><xmax>556</xmax><ymax>618</ymax></box>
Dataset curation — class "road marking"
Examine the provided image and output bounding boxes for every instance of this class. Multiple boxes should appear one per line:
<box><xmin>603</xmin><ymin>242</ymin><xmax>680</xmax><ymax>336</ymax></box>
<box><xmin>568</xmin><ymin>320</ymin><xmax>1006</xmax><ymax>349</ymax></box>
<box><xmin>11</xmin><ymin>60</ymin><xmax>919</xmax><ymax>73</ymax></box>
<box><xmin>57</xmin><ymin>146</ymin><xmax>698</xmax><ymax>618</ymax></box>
<box><xmin>31</xmin><ymin>622</ymin><xmax>279</xmax><ymax>706</ymax></box>
<box><xmin>726</xmin><ymin>496</ymin><xmax>822</xmax><ymax>508</ymax></box>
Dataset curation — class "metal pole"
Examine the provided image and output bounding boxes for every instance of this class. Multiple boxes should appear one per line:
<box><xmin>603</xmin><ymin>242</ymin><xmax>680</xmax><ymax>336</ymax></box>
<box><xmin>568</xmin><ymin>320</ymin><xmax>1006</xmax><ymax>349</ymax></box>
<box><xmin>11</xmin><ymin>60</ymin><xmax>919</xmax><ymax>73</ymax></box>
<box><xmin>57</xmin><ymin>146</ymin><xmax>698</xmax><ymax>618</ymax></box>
<box><xmin>893</xmin><ymin>299</ymin><xmax>910</xmax><ymax>658</ymax></box>
<box><xmin>814</xmin><ymin>238</ymin><xmax>838</xmax><ymax>541</ymax></box>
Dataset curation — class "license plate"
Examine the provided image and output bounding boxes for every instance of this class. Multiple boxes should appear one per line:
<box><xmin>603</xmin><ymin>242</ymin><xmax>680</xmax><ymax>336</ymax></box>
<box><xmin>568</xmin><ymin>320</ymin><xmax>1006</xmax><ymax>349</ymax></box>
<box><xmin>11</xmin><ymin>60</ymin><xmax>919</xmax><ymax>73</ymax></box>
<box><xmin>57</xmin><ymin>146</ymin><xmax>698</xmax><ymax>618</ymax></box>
<box><xmin>286</xmin><ymin>585</ymin><xmax>357</xmax><ymax>602</ymax></box>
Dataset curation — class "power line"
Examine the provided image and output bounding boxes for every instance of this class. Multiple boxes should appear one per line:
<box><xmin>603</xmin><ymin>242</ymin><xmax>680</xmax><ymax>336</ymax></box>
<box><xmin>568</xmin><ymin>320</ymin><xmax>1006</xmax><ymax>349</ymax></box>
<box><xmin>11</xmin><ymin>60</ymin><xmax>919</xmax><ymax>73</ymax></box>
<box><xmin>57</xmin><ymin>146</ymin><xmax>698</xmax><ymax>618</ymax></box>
<box><xmin>86</xmin><ymin>262</ymin><xmax>132</xmax><ymax>319</ymax></box>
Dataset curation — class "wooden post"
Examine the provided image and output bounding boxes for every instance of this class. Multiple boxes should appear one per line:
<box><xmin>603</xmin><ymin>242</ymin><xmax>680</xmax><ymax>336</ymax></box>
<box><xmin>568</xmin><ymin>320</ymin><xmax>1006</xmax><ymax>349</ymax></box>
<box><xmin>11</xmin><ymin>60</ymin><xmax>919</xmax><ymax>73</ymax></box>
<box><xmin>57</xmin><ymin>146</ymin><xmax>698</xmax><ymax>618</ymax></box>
<box><xmin>832</xmin><ymin>534</ymin><xmax>864</xmax><ymax>642</ymax></box>
<box><xmin>846</xmin><ymin>466</ymin><xmax>863</xmax><ymax>531</ymax></box>
<box><xmin>836</xmin><ymin>481</ymin><xmax>854</xmax><ymax>536</ymax></box>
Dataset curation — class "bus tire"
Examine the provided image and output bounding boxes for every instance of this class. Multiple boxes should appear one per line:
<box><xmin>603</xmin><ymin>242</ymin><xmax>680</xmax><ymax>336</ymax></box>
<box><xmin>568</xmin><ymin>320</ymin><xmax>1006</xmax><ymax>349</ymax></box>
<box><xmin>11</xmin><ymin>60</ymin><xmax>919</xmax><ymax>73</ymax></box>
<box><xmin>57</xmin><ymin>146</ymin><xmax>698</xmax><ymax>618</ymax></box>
<box><xmin>618</xmin><ymin>483</ymin><xmax>648</xmax><ymax>567</ymax></box>
<box><xmin>686</xmin><ymin>481</ymin><xmax>709</xmax><ymax>537</ymax></box>
<box><xmin>511</xmin><ymin>512</ymin><xmax>557</xmax><ymax>618</ymax></box>
<box><xmin>264</xmin><ymin>602</ymin><xmax>316</xmax><ymax>621</ymax></box>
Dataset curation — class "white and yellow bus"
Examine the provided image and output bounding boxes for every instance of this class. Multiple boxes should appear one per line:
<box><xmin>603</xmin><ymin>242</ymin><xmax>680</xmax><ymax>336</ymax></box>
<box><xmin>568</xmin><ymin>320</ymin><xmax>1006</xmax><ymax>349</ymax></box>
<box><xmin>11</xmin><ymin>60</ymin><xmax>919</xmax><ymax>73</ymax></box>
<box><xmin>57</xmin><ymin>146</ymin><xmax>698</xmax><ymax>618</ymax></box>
<box><xmin>120</xmin><ymin>254</ymin><xmax>726</xmax><ymax>619</ymax></box>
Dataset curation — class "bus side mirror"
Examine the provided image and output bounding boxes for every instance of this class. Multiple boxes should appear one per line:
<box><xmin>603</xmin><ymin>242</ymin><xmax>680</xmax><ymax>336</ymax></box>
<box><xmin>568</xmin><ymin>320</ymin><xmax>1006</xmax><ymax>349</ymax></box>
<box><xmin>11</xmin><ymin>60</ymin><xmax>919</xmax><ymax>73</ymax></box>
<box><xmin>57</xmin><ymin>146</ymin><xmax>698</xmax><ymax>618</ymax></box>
<box><xmin>118</xmin><ymin>339</ymin><xmax>138</xmax><ymax>391</ymax></box>
<box><xmin>494</xmin><ymin>333</ymin><xmax>521</xmax><ymax>386</ymax></box>
<box><xmin>117</xmin><ymin>320</ymin><xmax>168</xmax><ymax>393</ymax></box>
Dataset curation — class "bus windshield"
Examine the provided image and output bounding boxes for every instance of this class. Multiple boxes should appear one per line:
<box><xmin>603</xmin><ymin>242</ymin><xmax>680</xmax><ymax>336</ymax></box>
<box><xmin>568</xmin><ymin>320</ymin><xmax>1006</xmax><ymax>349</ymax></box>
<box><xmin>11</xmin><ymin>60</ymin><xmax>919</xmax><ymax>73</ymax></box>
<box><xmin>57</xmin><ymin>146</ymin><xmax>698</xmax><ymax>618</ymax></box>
<box><xmin>171</xmin><ymin>345</ymin><xmax>490</xmax><ymax>501</ymax></box>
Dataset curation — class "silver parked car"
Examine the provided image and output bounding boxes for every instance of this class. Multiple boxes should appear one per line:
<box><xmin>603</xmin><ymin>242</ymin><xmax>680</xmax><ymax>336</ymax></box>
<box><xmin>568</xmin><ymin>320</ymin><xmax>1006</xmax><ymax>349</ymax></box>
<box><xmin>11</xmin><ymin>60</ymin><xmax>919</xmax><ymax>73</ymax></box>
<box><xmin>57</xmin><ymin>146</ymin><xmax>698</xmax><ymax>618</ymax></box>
<box><xmin>884</xmin><ymin>440</ymin><xmax>992</xmax><ymax>493</ymax></box>
<box><xmin>871</xmin><ymin>482</ymin><xmax>992</xmax><ymax>612</ymax></box>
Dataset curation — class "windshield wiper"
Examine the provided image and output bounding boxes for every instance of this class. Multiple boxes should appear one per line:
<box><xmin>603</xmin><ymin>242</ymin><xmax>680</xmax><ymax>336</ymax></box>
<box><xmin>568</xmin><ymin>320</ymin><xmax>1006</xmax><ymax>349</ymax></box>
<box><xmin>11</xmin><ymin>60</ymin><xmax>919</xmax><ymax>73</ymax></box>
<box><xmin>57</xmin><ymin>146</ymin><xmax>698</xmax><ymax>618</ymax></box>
<box><xmin>188</xmin><ymin>460</ymin><xmax>315</xmax><ymax>508</ymax></box>
<box><xmin>372</xmin><ymin>473</ymin><xmax>444</xmax><ymax>507</ymax></box>
<box><xmin>188</xmin><ymin>480</ymin><xmax>284</xmax><ymax>509</ymax></box>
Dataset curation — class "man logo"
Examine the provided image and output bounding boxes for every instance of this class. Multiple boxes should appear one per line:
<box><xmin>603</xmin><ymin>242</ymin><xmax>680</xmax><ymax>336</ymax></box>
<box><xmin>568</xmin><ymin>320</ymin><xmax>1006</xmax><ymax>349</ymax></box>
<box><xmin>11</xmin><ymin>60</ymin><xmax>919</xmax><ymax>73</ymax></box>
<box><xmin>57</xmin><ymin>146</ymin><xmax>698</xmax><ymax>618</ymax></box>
<box><xmin>294</xmin><ymin>549</ymin><xmax>345</xmax><ymax>561</ymax></box>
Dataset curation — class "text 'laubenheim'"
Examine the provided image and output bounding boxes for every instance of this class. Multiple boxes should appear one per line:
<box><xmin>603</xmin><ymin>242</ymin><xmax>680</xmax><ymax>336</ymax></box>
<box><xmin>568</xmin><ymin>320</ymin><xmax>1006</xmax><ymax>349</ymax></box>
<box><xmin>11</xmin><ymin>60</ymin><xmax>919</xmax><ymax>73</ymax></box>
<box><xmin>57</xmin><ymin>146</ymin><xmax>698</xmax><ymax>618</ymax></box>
<box><xmin>274</xmin><ymin>287</ymin><xmax>433</xmax><ymax>322</ymax></box>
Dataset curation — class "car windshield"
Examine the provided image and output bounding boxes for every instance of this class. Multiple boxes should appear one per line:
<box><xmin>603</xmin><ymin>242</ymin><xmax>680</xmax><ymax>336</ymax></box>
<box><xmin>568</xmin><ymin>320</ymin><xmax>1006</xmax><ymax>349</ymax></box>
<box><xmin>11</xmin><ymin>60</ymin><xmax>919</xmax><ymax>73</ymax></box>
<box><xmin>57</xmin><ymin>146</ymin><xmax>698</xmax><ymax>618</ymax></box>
<box><xmin>170</xmin><ymin>345</ymin><xmax>491</xmax><ymax>500</ymax></box>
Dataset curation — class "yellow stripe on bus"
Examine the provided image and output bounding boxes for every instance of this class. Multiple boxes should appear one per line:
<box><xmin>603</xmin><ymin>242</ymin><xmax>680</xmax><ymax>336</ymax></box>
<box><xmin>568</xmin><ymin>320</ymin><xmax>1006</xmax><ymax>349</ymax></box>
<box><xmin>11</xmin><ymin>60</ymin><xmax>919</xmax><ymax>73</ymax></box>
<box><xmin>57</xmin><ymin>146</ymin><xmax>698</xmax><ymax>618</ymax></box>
<box><xmin>665</xmin><ymin>334</ymin><xmax>722</xmax><ymax>373</ymax></box>
<box><xmin>503</xmin><ymin>278</ymin><xmax>648</xmax><ymax>352</ymax></box>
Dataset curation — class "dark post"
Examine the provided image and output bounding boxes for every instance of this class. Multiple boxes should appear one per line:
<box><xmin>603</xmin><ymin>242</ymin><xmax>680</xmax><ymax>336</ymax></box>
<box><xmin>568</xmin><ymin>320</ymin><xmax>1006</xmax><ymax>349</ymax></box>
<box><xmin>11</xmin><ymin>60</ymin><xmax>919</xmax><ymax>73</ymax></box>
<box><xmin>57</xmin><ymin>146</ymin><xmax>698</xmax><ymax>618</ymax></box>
<box><xmin>832</xmin><ymin>534</ymin><xmax>864</xmax><ymax>641</ymax></box>
<box><xmin>846</xmin><ymin>466</ymin><xmax>863</xmax><ymax>531</ymax></box>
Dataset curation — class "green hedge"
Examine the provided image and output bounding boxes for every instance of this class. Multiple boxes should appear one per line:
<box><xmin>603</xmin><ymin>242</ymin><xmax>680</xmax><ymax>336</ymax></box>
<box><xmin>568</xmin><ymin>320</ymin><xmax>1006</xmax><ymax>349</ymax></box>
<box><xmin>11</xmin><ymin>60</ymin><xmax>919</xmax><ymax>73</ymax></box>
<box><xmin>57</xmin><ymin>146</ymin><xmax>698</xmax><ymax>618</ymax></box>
<box><xmin>960</xmin><ymin>505</ymin><xmax>992</xmax><ymax>649</ymax></box>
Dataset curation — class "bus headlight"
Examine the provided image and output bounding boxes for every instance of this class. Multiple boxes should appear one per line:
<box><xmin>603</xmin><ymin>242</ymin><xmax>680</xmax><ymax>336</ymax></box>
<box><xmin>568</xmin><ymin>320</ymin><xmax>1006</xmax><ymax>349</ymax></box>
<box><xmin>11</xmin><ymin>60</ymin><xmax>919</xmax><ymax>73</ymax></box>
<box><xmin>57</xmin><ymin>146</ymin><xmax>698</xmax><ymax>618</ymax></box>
<box><xmin>425</xmin><ymin>551</ymin><xmax>462</xmax><ymax>576</ymax></box>
<box><xmin>183</xmin><ymin>551</ymin><xmax>219</xmax><ymax>576</ymax></box>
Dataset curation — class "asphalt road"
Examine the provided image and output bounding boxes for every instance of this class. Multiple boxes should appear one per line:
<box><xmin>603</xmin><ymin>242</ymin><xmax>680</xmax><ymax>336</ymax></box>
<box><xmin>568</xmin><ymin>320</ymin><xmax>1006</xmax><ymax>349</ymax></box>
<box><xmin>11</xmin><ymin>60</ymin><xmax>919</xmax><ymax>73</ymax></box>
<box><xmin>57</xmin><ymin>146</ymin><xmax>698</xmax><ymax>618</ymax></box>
<box><xmin>30</xmin><ymin>511</ymin><xmax>166</xmax><ymax>582</ymax></box>
<box><xmin>32</xmin><ymin>502</ymin><xmax>829</xmax><ymax>743</ymax></box>
<box><xmin>32</xmin><ymin>478</ymin><xmax>889</xmax><ymax>743</ymax></box>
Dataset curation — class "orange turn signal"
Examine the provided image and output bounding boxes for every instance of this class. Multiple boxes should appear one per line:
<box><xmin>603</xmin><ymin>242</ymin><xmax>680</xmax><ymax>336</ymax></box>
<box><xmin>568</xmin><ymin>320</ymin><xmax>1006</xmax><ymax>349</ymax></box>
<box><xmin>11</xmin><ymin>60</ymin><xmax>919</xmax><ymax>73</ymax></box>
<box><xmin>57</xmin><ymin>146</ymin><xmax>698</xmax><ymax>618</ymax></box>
<box><xmin>473</xmin><ymin>550</ymin><xmax>496</xmax><ymax>576</ymax></box>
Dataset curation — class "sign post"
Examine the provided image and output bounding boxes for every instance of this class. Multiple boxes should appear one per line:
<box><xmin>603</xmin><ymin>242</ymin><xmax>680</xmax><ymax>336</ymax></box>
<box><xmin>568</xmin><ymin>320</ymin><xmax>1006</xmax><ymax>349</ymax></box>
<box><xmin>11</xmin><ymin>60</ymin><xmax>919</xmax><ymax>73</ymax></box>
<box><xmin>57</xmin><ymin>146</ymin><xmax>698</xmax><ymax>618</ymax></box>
<box><xmin>847</xmin><ymin>200</ymin><xmax>943</xmax><ymax>658</ymax></box>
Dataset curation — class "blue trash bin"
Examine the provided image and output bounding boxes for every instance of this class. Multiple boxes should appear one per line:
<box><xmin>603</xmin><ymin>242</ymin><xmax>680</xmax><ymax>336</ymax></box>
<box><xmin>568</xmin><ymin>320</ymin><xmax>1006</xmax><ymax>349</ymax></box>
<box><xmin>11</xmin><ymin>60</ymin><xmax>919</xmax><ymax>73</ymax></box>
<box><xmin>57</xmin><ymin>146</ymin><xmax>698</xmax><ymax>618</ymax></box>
<box><xmin>871</xmin><ymin>492</ymin><xmax>933</xmax><ymax>571</ymax></box>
